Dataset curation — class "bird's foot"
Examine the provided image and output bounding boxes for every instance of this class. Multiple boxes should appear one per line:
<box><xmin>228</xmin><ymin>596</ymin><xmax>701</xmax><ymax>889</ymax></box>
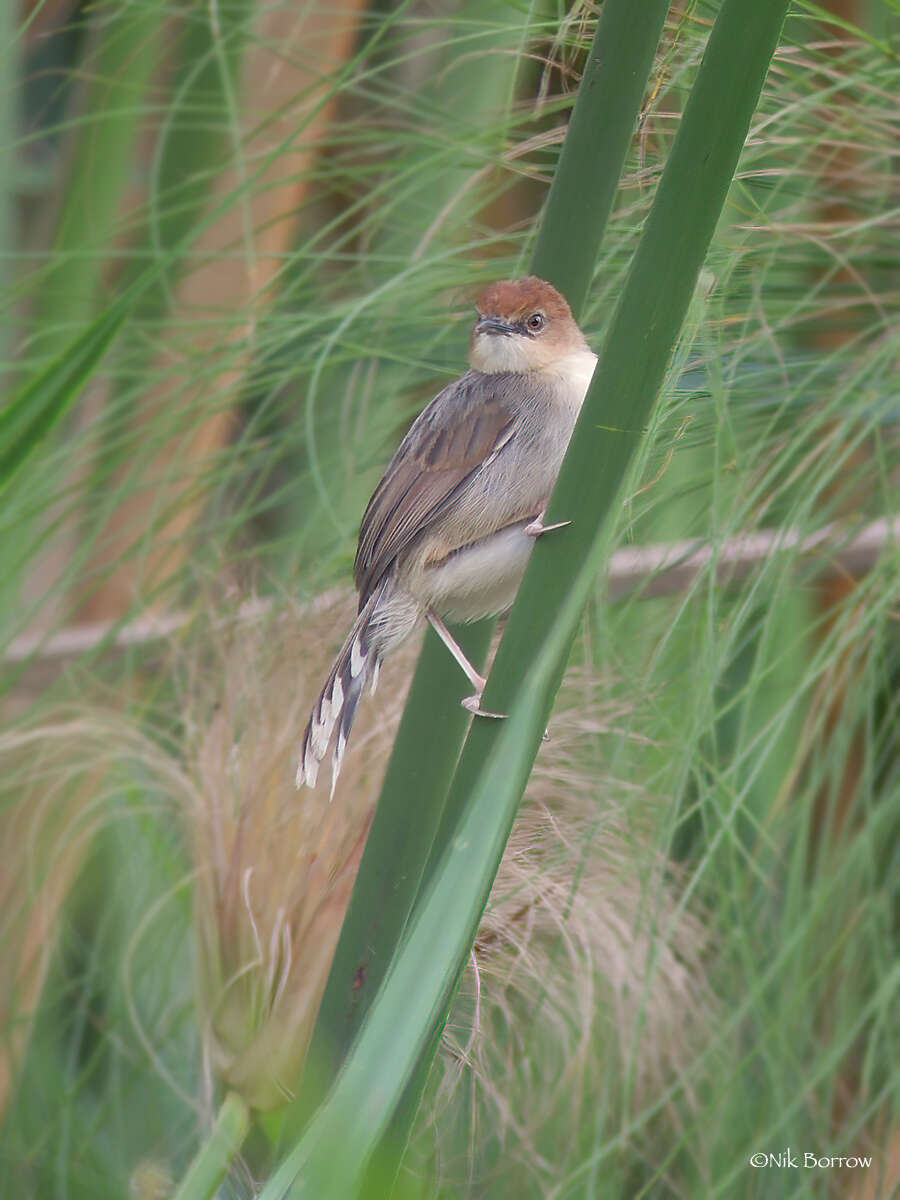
<box><xmin>461</xmin><ymin>690</ymin><xmax>507</xmax><ymax>719</ymax></box>
<box><xmin>427</xmin><ymin>610</ymin><xmax>507</xmax><ymax>717</ymax></box>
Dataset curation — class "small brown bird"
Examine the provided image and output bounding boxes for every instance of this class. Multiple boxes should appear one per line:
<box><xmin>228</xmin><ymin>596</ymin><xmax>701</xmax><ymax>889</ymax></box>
<box><xmin>298</xmin><ymin>276</ymin><xmax>596</xmax><ymax>792</ymax></box>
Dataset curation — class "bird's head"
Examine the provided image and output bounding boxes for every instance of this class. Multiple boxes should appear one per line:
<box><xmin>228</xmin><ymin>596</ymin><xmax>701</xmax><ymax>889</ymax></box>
<box><xmin>468</xmin><ymin>276</ymin><xmax>589</xmax><ymax>375</ymax></box>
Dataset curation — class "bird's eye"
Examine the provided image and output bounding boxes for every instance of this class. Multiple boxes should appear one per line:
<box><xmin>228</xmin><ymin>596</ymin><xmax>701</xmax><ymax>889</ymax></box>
<box><xmin>526</xmin><ymin>312</ymin><xmax>545</xmax><ymax>332</ymax></box>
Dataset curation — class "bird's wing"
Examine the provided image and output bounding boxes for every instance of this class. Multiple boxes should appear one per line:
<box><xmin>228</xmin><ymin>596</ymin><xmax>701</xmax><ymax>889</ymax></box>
<box><xmin>354</xmin><ymin>372</ymin><xmax>518</xmax><ymax>604</ymax></box>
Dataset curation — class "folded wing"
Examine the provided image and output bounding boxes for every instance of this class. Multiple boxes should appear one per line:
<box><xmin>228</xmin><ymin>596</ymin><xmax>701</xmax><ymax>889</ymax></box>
<box><xmin>354</xmin><ymin>372</ymin><xmax>518</xmax><ymax>605</ymax></box>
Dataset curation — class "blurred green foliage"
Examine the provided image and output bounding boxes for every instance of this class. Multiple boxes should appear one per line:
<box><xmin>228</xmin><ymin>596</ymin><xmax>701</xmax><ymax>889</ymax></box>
<box><xmin>0</xmin><ymin>1</ymin><xmax>897</xmax><ymax>1198</ymax></box>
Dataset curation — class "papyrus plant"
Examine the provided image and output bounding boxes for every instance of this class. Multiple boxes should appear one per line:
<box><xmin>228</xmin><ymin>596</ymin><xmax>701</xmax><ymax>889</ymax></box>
<box><xmin>0</xmin><ymin>594</ymin><xmax>708</xmax><ymax>1142</ymax></box>
<box><xmin>180</xmin><ymin>600</ymin><xmax>708</xmax><ymax>1120</ymax></box>
<box><xmin>184</xmin><ymin>598</ymin><xmax>391</xmax><ymax>1109</ymax></box>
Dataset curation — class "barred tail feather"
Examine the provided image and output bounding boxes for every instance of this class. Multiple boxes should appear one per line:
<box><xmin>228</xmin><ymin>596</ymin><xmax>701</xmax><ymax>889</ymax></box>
<box><xmin>297</xmin><ymin>595</ymin><xmax>381</xmax><ymax>794</ymax></box>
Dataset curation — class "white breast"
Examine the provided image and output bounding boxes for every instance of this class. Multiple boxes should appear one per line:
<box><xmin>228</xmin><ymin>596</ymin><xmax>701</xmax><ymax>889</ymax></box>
<box><xmin>548</xmin><ymin>349</ymin><xmax>598</xmax><ymax>411</ymax></box>
<box><xmin>416</xmin><ymin>520</ymin><xmax>536</xmax><ymax>621</ymax></box>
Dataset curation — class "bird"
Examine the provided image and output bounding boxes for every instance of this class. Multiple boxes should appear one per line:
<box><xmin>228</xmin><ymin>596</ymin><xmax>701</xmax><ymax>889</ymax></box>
<box><xmin>298</xmin><ymin>276</ymin><xmax>596</xmax><ymax>793</ymax></box>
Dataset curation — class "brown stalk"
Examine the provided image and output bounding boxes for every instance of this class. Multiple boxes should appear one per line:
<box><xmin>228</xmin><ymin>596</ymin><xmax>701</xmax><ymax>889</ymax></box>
<box><xmin>75</xmin><ymin>2</ymin><xmax>367</xmax><ymax>622</ymax></box>
<box><xmin>806</xmin><ymin>2</ymin><xmax>883</xmax><ymax>845</ymax></box>
<box><xmin>805</xmin><ymin>5</ymin><xmax>900</xmax><ymax>1191</ymax></box>
<box><xmin>19</xmin><ymin>0</ymin><xmax>78</xmax><ymax>43</ymax></box>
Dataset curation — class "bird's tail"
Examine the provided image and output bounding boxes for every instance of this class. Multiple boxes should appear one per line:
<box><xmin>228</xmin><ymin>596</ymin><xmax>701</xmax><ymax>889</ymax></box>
<box><xmin>297</xmin><ymin>591</ymin><xmax>383</xmax><ymax>794</ymax></box>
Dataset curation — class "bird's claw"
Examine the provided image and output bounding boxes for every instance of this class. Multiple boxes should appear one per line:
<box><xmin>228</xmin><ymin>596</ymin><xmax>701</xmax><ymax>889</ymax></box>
<box><xmin>525</xmin><ymin>515</ymin><xmax>571</xmax><ymax>538</ymax></box>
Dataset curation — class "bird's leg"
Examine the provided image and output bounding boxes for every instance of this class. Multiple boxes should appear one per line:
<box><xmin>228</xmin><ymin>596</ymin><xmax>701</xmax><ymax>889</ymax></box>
<box><xmin>427</xmin><ymin>611</ymin><xmax>507</xmax><ymax>719</ymax></box>
<box><xmin>525</xmin><ymin>509</ymin><xmax>571</xmax><ymax>538</ymax></box>
<box><xmin>427</xmin><ymin>611</ymin><xmax>484</xmax><ymax>691</ymax></box>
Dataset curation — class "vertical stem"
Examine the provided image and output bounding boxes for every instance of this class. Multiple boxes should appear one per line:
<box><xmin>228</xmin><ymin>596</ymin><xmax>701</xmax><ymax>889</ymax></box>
<box><xmin>172</xmin><ymin>1092</ymin><xmax>250</xmax><ymax>1200</ymax></box>
<box><xmin>33</xmin><ymin>1</ymin><xmax>166</xmax><ymax>362</ymax></box>
<box><xmin>445</xmin><ymin>0</ymin><xmax>792</xmax><ymax>827</ymax></box>
<box><xmin>530</xmin><ymin>0</ymin><xmax>670</xmax><ymax>314</ymax></box>
<box><xmin>302</xmin><ymin>0</ymin><xmax>671</xmax><ymax>1130</ymax></box>
<box><xmin>0</xmin><ymin>5</ymin><xmax>17</xmax><ymax>384</ymax></box>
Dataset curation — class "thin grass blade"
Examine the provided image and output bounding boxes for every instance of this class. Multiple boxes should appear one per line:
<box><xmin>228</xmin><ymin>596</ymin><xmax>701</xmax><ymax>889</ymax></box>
<box><xmin>171</xmin><ymin>1093</ymin><xmax>250</xmax><ymax>1200</ymax></box>
<box><xmin>0</xmin><ymin>300</ymin><xmax>130</xmax><ymax>499</ymax></box>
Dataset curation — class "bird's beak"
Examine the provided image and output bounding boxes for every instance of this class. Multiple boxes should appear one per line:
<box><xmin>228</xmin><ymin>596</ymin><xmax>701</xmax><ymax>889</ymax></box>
<box><xmin>475</xmin><ymin>315</ymin><xmax>516</xmax><ymax>337</ymax></box>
